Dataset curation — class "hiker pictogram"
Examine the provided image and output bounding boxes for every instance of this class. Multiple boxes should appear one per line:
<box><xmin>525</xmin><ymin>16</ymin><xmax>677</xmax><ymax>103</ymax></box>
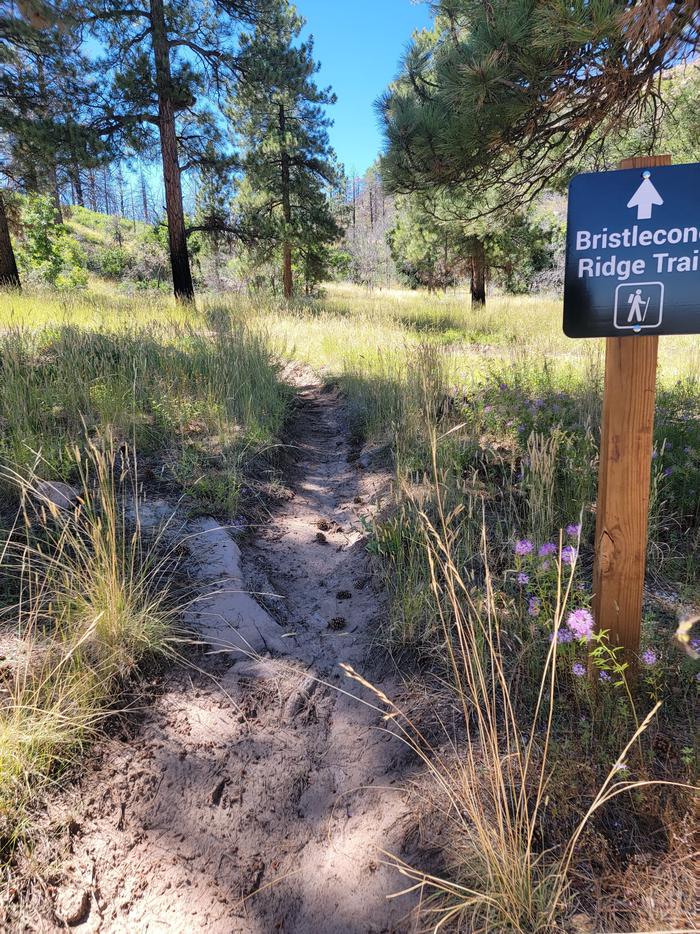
<box><xmin>614</xmin><ymin>282</ymin><xmax>664</xmax><ymax>331</ymax></box>
<box><xmin>627</xmin><ymin>288</ymin><xmax>649</xmax><ymax>323</ymax></box>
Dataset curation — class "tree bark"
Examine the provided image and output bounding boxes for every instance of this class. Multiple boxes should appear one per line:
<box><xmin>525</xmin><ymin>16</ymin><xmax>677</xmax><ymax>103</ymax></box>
<box><xmin>0</xmin><ymin>193</ymin><xmax>21</xmax><ymax>290</ymax></box>
<box><xmin>140</xmin><ymin>171</ymin><xmax>150</xmax><ymax>222</ymax></box>
<box><xmin>279</xmin><ymin>102</ymin><xmax>293</xmax><ymax>299</ymax></box>
<box><xmin>48</xmin><ymin>161</ymin><xmax>63</xmax><ymax>221</ymax></box>
<box><xmin>471</xmin><ymin>237</ymin><xmax>486</xmax><ymax>307</ymax></box>
<box><xmin>150</xmin><ymin>0</ymin><xmax>195</xmax><ymax>303</ymax></box>
<box><xmin>87</xmin><ymin>170</ymin><xmax>98</xmax><ymax>211</ymax></box>
<box><xmin>69</xmin><ymin>161</ymin><xmax>84</xmax><ymax>207</ymax></box>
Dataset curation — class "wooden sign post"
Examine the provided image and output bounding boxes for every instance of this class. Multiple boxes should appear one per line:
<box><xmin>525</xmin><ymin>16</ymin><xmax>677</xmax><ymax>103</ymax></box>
<box><xmin>591</xmin><ymin>155</ymin><xmax>671</xmax><ymax>662</ymax></box>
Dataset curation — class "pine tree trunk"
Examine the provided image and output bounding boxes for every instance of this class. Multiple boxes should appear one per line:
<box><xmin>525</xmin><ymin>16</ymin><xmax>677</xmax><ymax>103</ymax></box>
<box><xmin>87</xmin><ymin>170</ymin><xmax>98</xmax><ymax>211</ymax></box>
<box><xmin>140</xmin><ymin>172</ymin><xmax>150</xmax><ymax>222</ymax></box>
<box><xmin>278</xmin><ymin>103</ymin><xmax>293</xmax><ymax>299</ymax></box>
<box><xmin>471</xmin><ymin>238</ymin><xmax>486</xmax><ymax>307</ymax></box>
<box><xmin>150</xmin><ymin>0</ymin><xmax>194</xmax><ymax>303</ymax></box>
<box><xmin>69</xmin><ymin>164</ymin><xmax>84</xmax><ymax>207</ymax></box>
<box><xmin>101</xmin><ymin>167</ymin><xmax>111</xmax><ymax>215</ymax></box>
<box><xmin>0</xmin><ymin>193</ymin><xmax>21</xmax><ymax>290</ymax></box>
<box><xmin>48</xmin><ymin>162</ymin><xmax>63</xmax><ymax>221</ymax></box>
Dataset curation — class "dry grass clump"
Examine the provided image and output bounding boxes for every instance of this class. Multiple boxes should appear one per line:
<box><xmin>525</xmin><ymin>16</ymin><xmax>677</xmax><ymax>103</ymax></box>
<box><xmin>347</xmin><ymin>453</ymin><xmax>694</xmax><ymax>932</ymax></box>
<box><xmin>0</xmin><ymin>439</ymin><xmax>178</xmax><ymax>855</ymax></box>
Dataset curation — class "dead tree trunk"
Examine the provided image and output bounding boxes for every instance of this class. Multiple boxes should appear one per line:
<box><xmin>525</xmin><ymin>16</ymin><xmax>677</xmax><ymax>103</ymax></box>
<box><xmin>0</xmin><ymin>193</ymin><xmax>21</xmax><ymax>290</ymax></box>
<box><xmin>150</xmin><ymin>0</ymin><xmax>195</xmax><ymax>303</ymax></box>
<box><xmin>279</xmin><ymin>102</ymin><xmax>293</xmax><ymax>300</ymax></box>
<box><xmin>140</xmin><ymin>171</ymin><xmax>151</xmax><ymax>222</ymax></box>
<box><xmin>471</xmin><ymin>237</ymin><xmax>486</xmax><ymax>307</ymax></box>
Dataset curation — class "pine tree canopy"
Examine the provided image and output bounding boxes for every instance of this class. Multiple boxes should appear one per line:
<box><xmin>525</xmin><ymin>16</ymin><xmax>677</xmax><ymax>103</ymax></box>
<box><xmin>0</xmin><ymin>1</ymin><xmax>108</xmax><ymax>195</ymax></box>
<box><xmin>379</xmin><ymin>1</ymin><xmax>699</xmax><ymax>211</ymax></box>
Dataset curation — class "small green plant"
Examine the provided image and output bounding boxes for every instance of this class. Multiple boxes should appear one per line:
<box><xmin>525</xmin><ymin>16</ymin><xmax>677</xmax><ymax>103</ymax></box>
<box><xmin>16</xmin><ymin>195</ymin><xmax>88</xmax><ymax>288</ymax></box>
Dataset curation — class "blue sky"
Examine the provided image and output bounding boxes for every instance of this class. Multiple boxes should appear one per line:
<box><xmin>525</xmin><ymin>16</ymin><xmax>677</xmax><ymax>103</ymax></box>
<box><xmin>295</xmin><ymin>0</ymin><xmax>432</xmax><ymax>175</ymax></box>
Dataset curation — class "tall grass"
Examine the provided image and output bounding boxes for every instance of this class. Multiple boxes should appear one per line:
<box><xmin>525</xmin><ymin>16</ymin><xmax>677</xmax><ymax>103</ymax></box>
<box><xmin>0</xmin><ymin>294</ymin><xmax>291</xmax><ymax>517</ymax></box>
<box><xmin>0</xmin><ymin>440</ymin><xmax>178</xmax><ymax>854</ymax></box>
<box><xmin>349</xmin><ymin>463</ymin><xmax>693</xmax><ymax>932</ymax></box>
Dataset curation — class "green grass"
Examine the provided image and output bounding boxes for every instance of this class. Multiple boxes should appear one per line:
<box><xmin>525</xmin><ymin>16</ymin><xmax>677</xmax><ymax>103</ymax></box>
<box><xmin>0</xmin><ymin>282</ymin><xmax>697</xmax><ymax>929</ymax></box>
<box><xmin>0</xmin><ymin>292</ymin><xmax>291</xmax><ymax>518</ymax></box>
<box><xmin>0</xmin><ymin>288</ymin><xmax>292</xmax><ymax>857</ymax></box>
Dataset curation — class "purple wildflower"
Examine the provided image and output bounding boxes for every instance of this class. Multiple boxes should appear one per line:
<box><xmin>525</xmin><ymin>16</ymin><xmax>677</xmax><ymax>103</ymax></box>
<box><xmin>599</xmin><ymin>671</ymin><xmax>612</xmax><ymax>683</ymax></box>
<box><xmin>516</xmin><ymin>572</ymin><xmax>530</xmax><ymax>586</ymax></box>
<box><xmin>572</xmin><ymin>662</ymin><xmax>587</xmax><ymax>677</ymax></box>
<box><xmin>561</xmin><ymin>545</ymin><xmax>578</xmax><ymax>566</ymax></box>
<box><xmin>651</xmin><ymin>450</ymin><xmax>658</xmax><ymax>460</ymax></box>
<box><xmin>641</xmin><ymin>648</ymin><xmax>658</xmax><ymax>666</ymax></box>
<box><xmin>538</xmin><ymin>542</ymin><xmax>557</xmax><ymax>558</ymax></box>
<box><xmin>549</xmin><ymin>628</ymin><xmax>574</xmax><ymax>644</ymax></box>
<box><xmin>514</xmin><ymin>539</ymin><xmax>534</xmax><ymax>556</ymax></box>
<box><xmin>566</xmin><ymin>523</ymin><xmax>581</xmax><ymax>537</ymax></box>
<box><xmin>663</xmin><ymin>467</ymin><xmax>673</xmax><ymax>478</ymax></box>
<box><xmin>528</xmin><ymin>596</ymin><xmax>541</xmax><ymax>617</ymax></box>
<box><xmin>566</xmin><ymin>608</ymin><xmax>595</xmax><ymax>641</ymax></box>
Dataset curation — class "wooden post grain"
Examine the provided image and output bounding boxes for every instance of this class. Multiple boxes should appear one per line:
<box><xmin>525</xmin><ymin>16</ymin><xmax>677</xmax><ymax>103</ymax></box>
<box><xmin>591</xmin><ymin>154</ymin><xmax>671</xmax><ymax>663</ymax></box>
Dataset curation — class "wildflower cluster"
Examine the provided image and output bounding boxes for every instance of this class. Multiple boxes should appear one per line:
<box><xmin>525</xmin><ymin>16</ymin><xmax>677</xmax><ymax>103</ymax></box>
<box><xmin>509</xmin><ymin>526</ymin><xmax>594</xmax><ymax>676</ymax></box>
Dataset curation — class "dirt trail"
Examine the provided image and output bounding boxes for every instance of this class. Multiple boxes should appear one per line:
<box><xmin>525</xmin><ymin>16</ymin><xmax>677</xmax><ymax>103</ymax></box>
<box><xmin>38</xmin><ymin>371</ymin><xmax>422</xmax><ymax>934</ymax></box>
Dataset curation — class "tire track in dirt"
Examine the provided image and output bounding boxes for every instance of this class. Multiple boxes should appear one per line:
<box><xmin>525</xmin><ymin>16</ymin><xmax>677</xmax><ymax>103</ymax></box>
<box><xmin>33</xmin><ymin>369</ymin><xmax>422</xmax><ymax>934</ymax></box>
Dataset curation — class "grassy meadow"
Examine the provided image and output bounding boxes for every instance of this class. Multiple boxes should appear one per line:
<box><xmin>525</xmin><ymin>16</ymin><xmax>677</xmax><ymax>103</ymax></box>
<box><xmin>0</xmin><ymin>281</ymin><xmax>698</xmax><ymax>930</ymax></box>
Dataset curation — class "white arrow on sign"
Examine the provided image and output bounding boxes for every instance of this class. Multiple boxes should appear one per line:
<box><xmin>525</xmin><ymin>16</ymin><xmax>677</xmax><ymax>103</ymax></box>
<box><xmin>627</xmin><ymin>171</ymin><xmax>664</xmax><ymax>220</ymax></box>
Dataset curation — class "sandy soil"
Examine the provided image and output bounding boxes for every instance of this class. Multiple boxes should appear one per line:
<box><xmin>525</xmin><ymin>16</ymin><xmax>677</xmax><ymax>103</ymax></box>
<box><xmin>26</xmin><ymin>371</ymin><xmax>425</xmax><ymax>933</ymax></box>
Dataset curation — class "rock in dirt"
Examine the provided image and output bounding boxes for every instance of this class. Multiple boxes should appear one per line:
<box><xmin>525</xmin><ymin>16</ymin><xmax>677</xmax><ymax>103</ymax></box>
<box><xmin>186</xmin><ymin>517</ymin><xmax>287</xmax><ymax>658</ymax></box>
<box><xmin>55</xmin><ymin>886</ymin><xmax>90</xmax><ymax>926</ymax></box>
<box><xmin>285</xmin><ymin>673</ymin><xmax>321</xmax><ymax>720</ymax></box>
<box><xmin>35</xmin><ymin>480</ymin><xmax>80</xmax><ymax>510</ymax></box>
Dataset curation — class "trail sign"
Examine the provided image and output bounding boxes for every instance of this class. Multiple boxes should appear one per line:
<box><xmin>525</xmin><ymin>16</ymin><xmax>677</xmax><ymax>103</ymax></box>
<box><xmin>582</xmin><ymin>155</ymin><xmax>672</xmax><ymax>670</ymax></box>
<box><xmin>564</xmin><ymin>161</ymin><xmax>700</xmax><ymax>337</ymax></box>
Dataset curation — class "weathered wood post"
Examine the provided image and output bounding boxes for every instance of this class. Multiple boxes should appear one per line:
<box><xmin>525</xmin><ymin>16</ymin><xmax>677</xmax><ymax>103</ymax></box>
<box><xmin>591</xmin><ymin>155</ymin><xmax>672</xmax><ymax>663</ymax></box>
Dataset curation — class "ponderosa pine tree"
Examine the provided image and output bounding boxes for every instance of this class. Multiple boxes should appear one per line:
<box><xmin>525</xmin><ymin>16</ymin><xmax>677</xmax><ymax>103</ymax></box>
<box><xmin>0</xmin><ymin>0</ymin><xmax>105</xmax><ymax>287</ymax></box>
<box><xmin>0</xmin><ymin>2</ymin><xmax>106</xmax><ymax>211</ymax></box>
<box><xmin>389</xmin><ymin>188</ymin><xmax>552</xmax><ymax>303</ymax></box>
<box><xmin>75</xmin><ymin>0</ymin><xmax>272</xmax><ymax>303</ymax></box>
<box><xmin>379</xmin><ymin>1</ymin><xmax>699</xmax><ymax>214</ymax></box>
<box><xmin>229</xmin><ymin>1</ymin><xmax>340</xmax><ymax>298</ymax></box>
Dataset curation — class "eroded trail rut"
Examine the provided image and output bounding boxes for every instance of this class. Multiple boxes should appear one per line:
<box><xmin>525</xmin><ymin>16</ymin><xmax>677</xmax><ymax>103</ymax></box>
<box><xmin>44</xmin><ymin>373</ymin><xmax>421</xmax><ymax>934</ymax></box>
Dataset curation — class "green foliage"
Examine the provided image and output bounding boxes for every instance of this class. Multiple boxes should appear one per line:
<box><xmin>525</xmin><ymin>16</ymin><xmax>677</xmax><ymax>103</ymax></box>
<box><xmin>389</xmin><ymin>194</ymin><xmax>467</xmax><ymax>291</ymax></box>
<box><xmin>389</xmin><ymin>190</ymin><xmax>558</xmax><ymax>295</ymax></box>
<box><xmin>0</xmin><ymin>304</ymin><xmax>291</xmax><ymax>485</ymax></box>
<box><xmin>378</xmin><ymin>1</ymin><xmax>698</xmax><ymax>211</ymax></box>
<box><xmin>229</xmin><ymin>0</ymin><xmax>342</xmax><ymax>294</ymax></box>
<box><xmin>16</xmin><ymin>195</ymin><xmax>87</xmax><ymax>288</ymax></box>
<box><xmin>0</xmin><ymin>4</ymin><xmax>109</xmax><ymax>200</ymax></box>
<box><xmin>96</xmin><ymin>245</ymin><xmax>132</xmax><ymax>278</ymax></box>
